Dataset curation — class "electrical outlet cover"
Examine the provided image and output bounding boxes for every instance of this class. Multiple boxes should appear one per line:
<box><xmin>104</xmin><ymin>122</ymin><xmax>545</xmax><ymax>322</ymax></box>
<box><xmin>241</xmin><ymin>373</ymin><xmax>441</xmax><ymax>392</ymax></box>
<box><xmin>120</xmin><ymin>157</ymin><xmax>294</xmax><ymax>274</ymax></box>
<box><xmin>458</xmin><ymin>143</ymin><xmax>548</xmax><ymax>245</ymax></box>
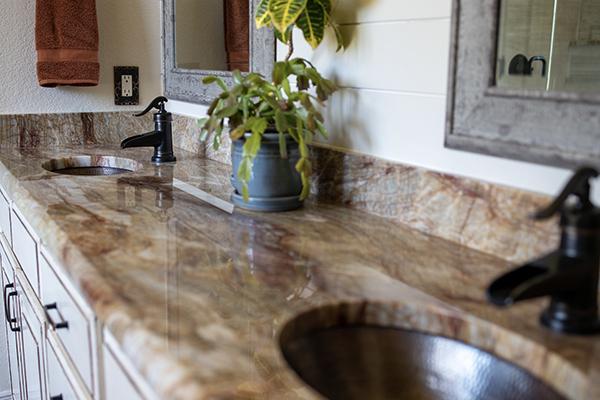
<box><xmin>114</xmin><ymin>66</ymin><xmax>139</xmax><ymax>105</ymax></box>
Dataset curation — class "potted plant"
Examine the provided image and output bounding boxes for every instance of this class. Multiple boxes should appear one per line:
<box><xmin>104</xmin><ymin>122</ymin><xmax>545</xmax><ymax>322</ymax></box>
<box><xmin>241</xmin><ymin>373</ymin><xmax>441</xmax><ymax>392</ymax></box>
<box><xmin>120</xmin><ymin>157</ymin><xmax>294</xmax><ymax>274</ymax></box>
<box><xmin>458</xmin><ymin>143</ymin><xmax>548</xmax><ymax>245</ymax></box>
<box><xmin>199</xmin><ymin>0</ymin><xmax>343</xmax><ymax>211</ymax></box>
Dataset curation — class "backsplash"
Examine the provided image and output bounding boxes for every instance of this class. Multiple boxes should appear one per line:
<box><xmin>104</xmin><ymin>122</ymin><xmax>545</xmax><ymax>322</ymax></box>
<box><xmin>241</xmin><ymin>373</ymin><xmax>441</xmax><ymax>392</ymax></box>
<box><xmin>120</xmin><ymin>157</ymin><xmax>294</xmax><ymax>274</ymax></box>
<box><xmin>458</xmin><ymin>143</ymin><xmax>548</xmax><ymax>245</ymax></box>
<box><xmin>309</xmin><ymin>147</ymin><xmax>558</xmax><ymax>263</ymax></box>
<box><xmin>0</xmin><ymin>112</ymin><xmax>558</xmax><ymax>263</ymax></box>
<box><xmin>0</xmin><ymin>112</ymin><xmax>151</xmax><ymax>147</ymax></box>
<box><xmin>183</xmin><ymin>114</ymin><xmax>559</xmax><ymax>263</ymax></box>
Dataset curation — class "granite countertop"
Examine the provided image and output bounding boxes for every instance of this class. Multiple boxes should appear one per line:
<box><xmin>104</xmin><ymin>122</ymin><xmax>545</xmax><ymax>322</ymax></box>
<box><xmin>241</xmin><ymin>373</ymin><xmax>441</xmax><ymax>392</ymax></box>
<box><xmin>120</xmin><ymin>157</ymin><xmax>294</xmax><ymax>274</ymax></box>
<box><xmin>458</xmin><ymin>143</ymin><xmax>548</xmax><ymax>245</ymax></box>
<box><xmin>0</xmin><ymin>144</ymin><xmax>598</xmax><ymax>400</ymax></box>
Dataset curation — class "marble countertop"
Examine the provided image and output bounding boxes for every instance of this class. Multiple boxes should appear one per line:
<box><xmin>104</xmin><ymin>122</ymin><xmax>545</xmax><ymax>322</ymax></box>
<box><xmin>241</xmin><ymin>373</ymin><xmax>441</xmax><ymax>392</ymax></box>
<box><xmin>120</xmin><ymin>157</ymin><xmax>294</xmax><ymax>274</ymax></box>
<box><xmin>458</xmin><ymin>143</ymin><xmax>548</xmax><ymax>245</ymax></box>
<box><xmin>0</xmin><ymin>145</ymin><xmax>598</xmax><ymax>399</ymax></box>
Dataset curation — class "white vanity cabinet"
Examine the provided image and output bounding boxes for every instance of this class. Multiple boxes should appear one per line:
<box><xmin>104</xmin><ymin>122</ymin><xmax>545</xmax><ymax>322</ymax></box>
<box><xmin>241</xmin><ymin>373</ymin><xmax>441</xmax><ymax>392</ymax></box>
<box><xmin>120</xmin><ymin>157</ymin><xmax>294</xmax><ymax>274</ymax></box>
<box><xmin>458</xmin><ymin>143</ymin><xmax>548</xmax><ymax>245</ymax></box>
<box><xmin>0</xmin><ymin>187</ymin><xmax>154</xmax><ymax>400</ymax></box>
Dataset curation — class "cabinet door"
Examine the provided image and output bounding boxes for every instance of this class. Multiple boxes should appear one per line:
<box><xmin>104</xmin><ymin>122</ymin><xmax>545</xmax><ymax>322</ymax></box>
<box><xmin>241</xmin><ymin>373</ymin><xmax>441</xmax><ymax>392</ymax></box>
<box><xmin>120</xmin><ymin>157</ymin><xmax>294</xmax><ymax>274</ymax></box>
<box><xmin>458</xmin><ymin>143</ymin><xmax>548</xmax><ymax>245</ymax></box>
<box><xmin>18</xmin><ymin>276</ymin><xmax>44</xmax><ymax>400</ymax></box>
<box><xmin>2</xmin><ymin>267</ymin><xmax>22</xmax><ymax>399</ymax></box>
<box><xmin>103</xmin><ymin>345</ymin><xmax>144</xmax><ymax>400</ymax></box>
<box><xmin>46</xmin><ymin>341</ymin><xmax>78</xmax><ymax>400</ymax></box>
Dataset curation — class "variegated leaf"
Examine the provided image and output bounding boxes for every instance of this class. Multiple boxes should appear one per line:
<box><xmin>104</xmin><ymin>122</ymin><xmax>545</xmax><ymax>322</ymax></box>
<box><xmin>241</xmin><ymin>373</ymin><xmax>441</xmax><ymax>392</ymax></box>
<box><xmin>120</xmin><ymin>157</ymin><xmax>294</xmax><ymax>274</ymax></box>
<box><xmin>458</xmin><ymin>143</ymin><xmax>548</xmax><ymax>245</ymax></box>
<box><xmin>255</xmin><ymin>0</ymin><xmax>272</xmax><ymax>28</ymax></box>
<box><xmin>268</xmin><ymin>0</ymin><xmax>308</xmax><ymax>33</ymax></box>
<box><xmin>297</xmin><ymin>0</ymin><xmax>326</xmax><ymax>48</ymax></box>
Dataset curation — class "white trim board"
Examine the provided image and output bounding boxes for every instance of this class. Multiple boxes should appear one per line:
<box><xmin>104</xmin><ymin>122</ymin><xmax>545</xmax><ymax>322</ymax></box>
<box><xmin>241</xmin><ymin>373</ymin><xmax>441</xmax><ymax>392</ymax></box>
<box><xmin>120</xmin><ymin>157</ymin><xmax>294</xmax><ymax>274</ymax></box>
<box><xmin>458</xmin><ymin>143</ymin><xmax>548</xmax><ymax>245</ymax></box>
<box><xmin>0</xmin><ymin>390</ymin><xmax>12</xmax><ymax>400</ymax></box>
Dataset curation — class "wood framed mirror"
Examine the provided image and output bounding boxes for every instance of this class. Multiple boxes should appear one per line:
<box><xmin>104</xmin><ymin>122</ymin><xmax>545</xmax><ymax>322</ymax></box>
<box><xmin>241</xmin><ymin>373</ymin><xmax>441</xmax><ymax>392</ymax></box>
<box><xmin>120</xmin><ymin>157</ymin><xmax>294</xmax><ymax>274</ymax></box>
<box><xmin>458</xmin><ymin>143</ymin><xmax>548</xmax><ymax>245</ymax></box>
<box><xmin>446</xmin><ymin>0</ymin><xmax>600</xmax><ymax>169</ymax></box>
<box><xmin>163</xmin><ymin>0</ymin><xmax>275</xmax><ymax>105</ymax></box>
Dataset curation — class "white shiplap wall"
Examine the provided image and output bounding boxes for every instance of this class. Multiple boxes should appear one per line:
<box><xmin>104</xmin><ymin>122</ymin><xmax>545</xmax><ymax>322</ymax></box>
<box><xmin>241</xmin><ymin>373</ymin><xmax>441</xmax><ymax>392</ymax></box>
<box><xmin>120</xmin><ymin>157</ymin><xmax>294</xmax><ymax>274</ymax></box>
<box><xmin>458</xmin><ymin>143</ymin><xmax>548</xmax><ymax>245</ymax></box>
<box><xmin>168</xmin><ymin>1</ymin><xmax>600</xmax><ymax>202</ymax></box>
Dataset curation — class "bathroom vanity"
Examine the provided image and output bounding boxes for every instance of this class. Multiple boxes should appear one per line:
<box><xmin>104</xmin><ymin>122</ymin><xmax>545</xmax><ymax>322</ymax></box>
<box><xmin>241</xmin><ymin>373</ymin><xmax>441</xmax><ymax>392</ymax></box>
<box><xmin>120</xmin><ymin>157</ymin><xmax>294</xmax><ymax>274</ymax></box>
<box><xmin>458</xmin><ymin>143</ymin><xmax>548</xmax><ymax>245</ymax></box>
<box><xmin>0</xmin><ymin>158</ymin><xmax>152</xmax><ymax>400</ymax></box>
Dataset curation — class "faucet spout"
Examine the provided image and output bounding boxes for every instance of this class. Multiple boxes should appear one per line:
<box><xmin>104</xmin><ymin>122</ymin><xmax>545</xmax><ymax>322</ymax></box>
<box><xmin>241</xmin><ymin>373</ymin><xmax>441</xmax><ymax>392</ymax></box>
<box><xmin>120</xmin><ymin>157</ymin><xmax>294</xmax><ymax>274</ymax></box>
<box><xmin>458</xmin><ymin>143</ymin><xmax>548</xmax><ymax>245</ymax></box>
<box><xmin>487</xmin><ymin>252</ymin><xmax>578</xmax><ymax>306</ymax></box>
<box><xmin>121</xmin><ymin>131</ymin><xmax>162</xmax><ymax>149</ymax></box>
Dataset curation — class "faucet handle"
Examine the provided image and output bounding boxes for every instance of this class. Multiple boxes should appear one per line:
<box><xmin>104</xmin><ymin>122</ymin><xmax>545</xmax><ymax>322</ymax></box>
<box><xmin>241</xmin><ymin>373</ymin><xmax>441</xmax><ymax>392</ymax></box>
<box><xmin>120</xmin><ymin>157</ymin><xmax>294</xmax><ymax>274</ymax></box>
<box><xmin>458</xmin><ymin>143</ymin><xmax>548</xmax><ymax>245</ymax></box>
<box><xmin>134</xmin><ymin>96</ymin><xmax>169</xmax><ymax>117</ymax></box>
<box><xmin>533</xmin><ymin>167</ymin><xmax>598</xmax><ymax>220</ymax></box>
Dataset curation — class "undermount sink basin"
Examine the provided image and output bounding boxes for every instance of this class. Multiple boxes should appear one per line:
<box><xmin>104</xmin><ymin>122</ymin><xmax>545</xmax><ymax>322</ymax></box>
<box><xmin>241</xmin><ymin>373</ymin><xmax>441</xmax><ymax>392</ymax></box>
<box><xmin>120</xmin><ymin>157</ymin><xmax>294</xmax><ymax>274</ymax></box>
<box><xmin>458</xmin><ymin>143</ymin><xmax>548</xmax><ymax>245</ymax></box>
<box><xmin>42</xmin><ymin>155</ymin><xmax>142</xmax><ymax>176</ymax></box>
<box><xmin>280</xmin><ymin>325</ymin><xmax>564</xmax><ymax>400</ymax></box>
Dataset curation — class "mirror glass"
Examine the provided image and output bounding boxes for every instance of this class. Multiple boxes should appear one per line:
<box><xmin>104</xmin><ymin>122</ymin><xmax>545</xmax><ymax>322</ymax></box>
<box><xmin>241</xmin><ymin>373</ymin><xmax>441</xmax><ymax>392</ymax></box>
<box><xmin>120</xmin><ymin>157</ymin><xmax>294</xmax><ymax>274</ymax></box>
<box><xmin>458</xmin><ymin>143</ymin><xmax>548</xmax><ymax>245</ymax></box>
<box><xmin>496</xmin><ymin>0</ymin><xmax>600</xmax><ymax>92</ymax></box>
<box><xmin>175</xmin><ymin>0</ymin><xmax>249</xmax><ymax>72</ymax></box>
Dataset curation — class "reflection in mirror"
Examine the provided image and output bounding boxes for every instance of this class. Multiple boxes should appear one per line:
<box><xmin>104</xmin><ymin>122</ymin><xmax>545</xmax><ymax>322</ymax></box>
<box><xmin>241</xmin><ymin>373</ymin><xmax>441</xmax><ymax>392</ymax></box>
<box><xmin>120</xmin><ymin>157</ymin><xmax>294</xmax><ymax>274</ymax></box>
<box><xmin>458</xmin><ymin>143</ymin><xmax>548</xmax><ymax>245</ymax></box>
<box><xmin>175</xmin><ymin>0</ymin><xmax>249</xmax><ymax>72</ymax></box>
<box><xmin>496</xmin><ymin>0</ymin><xmax>600</xmax><ymax>92</ymax></box>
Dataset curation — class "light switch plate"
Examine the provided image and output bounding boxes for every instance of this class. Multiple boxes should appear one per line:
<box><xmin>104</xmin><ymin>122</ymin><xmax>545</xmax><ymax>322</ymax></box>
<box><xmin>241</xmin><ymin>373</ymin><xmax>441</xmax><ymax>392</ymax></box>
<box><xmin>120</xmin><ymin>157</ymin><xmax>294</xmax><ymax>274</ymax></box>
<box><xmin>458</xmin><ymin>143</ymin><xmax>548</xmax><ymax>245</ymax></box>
<box><xmin>114</xmin><ymin>66</ymin><xmax>139</xmax><ymax>105</ymax></box>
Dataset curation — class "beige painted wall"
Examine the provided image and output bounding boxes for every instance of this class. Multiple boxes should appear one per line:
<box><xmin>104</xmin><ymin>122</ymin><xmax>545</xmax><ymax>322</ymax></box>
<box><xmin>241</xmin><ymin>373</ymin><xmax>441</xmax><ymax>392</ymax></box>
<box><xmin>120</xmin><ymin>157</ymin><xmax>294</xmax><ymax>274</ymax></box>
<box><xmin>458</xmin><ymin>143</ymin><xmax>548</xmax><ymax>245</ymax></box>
<box><xmin>0</xmin><ymin>0</ymin><xmax>162</xmax><ymax>114</ymax></box>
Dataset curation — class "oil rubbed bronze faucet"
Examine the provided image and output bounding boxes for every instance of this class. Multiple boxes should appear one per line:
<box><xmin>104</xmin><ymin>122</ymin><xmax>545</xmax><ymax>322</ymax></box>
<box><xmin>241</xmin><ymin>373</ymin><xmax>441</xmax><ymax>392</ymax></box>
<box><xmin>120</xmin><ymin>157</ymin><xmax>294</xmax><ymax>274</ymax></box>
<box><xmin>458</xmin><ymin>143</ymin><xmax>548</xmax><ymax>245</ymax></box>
<box><xmin>121</xmin><ymin>96</ymin><xmax>176</xmax><ymax>164</ymax></box>
<box><xmin>488</xmin><ymin>167</ymin><xmax>600</xmax><ymax>334</ymax></box>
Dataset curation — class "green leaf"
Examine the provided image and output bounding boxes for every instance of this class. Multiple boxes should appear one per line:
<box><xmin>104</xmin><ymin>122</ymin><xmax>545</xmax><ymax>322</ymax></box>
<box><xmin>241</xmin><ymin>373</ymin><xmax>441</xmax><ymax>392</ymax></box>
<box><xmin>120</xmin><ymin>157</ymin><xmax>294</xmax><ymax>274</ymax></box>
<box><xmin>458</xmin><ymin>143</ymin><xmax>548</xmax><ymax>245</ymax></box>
<box><xmin>289</xmin><ymin>59</ymin><xmax>307</xmax><ymax>75</ymax></box>
<box><xmin>331</xmin><ymin>22</ymin><xmax>345</xmax><ymax>51</ymax></box>
<box><xmin>238</xmin><ymin>131</ymin><xmax>263</xmax><ymax>201</ymax></box>
<box><xmin>297</xmin><ymin>75</ymin><xmax>310</xmax><ymax>90</ymax></box>
<box><xmin>282</xmin><ymin>78</ymin><xmax>292</xmax><ymax>96</ymax></box>
<box><xmin>278</xmin><ymin>131</ymin><xmax>288</xmax><ymax>159</ymax></box>
<box><xmin>197</xmin><ymin>117</ymin><xmax>209</xmax><ymax>128</ymax></box>
<box><xmin>297</xmin><ymin>0</ymin><xmax>326</xmax><ymax>49</ymax></box>
<box><xmin>199</xmin><ymin>128</ymin><xmax>209</xmax><ymax>142</ymax></box>
<box><xmin>207</xmin><ymin>98</ymin><xmax>220</xmax><ymax>115</ymax></box>
<box><xmin>268</xmin><ymin>0</ymin><xmax>307</xmax><ymax>33</ymax></box>
<box><xmin>255</xmin><ymin>0</ymin><xmax>272</xmax><ymax>28</ymax></box>
<box><xmin>203</xmin><ymin>76</ymin><xmax>228</xmax><ymax>91</ymax></box>
<box><xmin>295</xmin><ymin>156</ymin><xmax>312</xmax><ymax>200</ymax></box>
<box><xmin>245</xmin><ymin>116</ymin><xmax>268</xmax><ymax>136</ymax></box>
<box><xmin>314</xmin><ymin>0</ymin><xmax>331</xmax><ymax>14</ymax></box>
<box><xmin>237</xmin><ymin>157</ymin><xmax>253</xmax><ymax>201</ymax></box>
<box><xmin>275</xmin><ymin>25</ymin><xmax>294</xmax><ymax>45</ymax></box>
<box><xmin>215</xmin><ymin>105</ymin><xmax>239</xmax><ymax>119</ymax></box>
<box><xmin>299</xmin><ymin>165</ymin><xmax>311</xmax><ymax>200</ymax></box>
<box><xmin>233</xmin><ymin>70</ymin><xmax>244</xmax><ymax>84</ymax></box>
<box><xmin>213</xmin><ymin>127</ymin><xmax>222</xmax><ymax>150</ymax></box>
<box><xmin>230</xmin><ymin>125</ymin><xmax>246</xmax><ymax>141</ymax></box>
<box><xmin>273</xmin><ymin>62</ymin><xmax>288</xmax><ymax>84</ymax></box>
<box><xmin>316</xmin><ymin>119</ymin><xmax>328</xmax><ymax>139</ymax></box>
<box><xmin>274</xmin><ymin>109</ymin><xmax>288</xmax><ymax>133</ymax></box>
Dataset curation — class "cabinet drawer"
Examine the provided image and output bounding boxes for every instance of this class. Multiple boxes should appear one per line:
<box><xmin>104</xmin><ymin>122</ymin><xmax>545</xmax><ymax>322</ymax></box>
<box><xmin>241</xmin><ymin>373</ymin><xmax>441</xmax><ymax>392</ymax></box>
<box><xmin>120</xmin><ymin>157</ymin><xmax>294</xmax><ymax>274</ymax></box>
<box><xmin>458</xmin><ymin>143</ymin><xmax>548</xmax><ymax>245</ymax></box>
<box><xmin>103</xmin><ymin>345</ymin><xmax>144</xmax><ymax>400</ymax></box>
<box><xmin>11</xmin><ymin>209</ymin><xmax>38</xmax><ymax>293</ymax></box>
<box><xmin>46</xmin><ymin>338</ymin><xmax>78</xmax><ymax>400</ymax></box>
<box><xmin>18</xmin><ymin>276</ymin><xmax>45</xmax><ymax>400</ymax></box>
<box><xmin>0</xmin><ymin>189</ymin><xmax>10</xmax><ymax>244</ymax></box>
<box><xmin>40</xmin><ymin>255</ymin><xmax>94</xmax><ymax>394</ymax></box>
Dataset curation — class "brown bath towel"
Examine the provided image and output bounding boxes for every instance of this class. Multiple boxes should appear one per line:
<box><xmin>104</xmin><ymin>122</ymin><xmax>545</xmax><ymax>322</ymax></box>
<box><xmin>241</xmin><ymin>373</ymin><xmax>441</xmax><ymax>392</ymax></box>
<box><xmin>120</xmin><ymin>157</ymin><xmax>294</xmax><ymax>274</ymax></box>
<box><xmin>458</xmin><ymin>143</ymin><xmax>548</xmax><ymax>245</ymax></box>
<box><xmin>35</xmin><ymin>0</ymin><xmax>100</xmax><ymax>87</ymax></box>
<box><xmin>224</xmin><ymin>0</ymin><xmax>249</xmax><ymax>72</ymax></box>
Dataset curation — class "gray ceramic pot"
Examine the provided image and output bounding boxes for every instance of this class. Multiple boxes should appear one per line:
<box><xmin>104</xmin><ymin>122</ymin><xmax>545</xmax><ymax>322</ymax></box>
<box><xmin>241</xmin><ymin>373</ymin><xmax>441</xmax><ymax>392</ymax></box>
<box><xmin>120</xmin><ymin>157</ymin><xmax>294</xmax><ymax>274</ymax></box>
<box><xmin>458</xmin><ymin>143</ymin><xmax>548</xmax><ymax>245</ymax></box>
<box><xmin>231</xmin><ymin>132</ymin><xmax>303</xmax><ymax>212</ymax></box>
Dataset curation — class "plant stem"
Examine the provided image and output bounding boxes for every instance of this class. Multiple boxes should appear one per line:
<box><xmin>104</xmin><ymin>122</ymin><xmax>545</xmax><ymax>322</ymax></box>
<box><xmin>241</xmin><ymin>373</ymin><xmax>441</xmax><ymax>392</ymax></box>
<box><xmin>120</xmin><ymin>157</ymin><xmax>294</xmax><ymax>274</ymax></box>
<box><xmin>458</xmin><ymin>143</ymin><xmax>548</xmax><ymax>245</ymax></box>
<box><xmin>285</xmin><ymin>34</ymin><xmax>294</xmax><ymax>61</ymax></box>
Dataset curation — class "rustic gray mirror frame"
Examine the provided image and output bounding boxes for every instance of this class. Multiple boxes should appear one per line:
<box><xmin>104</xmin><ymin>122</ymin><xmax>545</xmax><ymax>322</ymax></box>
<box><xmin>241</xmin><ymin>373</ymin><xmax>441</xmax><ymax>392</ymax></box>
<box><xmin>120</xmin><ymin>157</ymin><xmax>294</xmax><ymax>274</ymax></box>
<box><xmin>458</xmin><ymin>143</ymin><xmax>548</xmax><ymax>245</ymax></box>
<box><xmin>163</xmin><ymin>0</ymin><xmax>276</xmax><ymax>105</ymax></box>
<box><xmin>446</xmin><ymin>0</ymin><xmax>600</xmax><ymax>169</ymax></box>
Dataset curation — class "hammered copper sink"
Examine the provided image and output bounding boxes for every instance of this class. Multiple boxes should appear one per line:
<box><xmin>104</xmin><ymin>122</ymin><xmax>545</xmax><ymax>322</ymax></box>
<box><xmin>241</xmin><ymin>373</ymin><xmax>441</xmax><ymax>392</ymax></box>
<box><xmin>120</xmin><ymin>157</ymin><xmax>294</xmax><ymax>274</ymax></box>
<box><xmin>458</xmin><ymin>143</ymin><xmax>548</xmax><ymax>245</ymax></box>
<box><xmin>41</xmin><ymin>155</ymin><xmax>142</xmax><ymax>176</ymax></box>
<box><xmin>279</xmin><ymin>304</ymin><xmax>570</xmax><ymax>400</ymax></box>
<box><xmin>281</xmin><ymin>325</ymin><xmax>564</xmax><ymax>400</ymax></box>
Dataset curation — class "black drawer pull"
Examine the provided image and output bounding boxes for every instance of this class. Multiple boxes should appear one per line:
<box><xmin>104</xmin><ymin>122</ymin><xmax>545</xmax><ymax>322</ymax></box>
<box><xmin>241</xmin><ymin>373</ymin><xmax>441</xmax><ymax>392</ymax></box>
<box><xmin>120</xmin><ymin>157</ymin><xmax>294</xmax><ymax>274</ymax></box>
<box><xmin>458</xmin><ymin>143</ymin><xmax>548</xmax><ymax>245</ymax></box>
<box><xmin>44</xmin><ymin>303</ymin><xmax>69</xmax><ymax>330</ymax></box>
<box><xmin>50</xmin><ymin>395</ymin><xmax>63</xmax><ymax>400</ymax></box>
<box><xmin>4</xmin><ymin>284</ymin><xmax>19</xmax><ymax>332</ymax></box>
<box><xmin>3</xmin><ymin>283</ymin><xmax>11</xmax><ymax>323</ymax></box>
